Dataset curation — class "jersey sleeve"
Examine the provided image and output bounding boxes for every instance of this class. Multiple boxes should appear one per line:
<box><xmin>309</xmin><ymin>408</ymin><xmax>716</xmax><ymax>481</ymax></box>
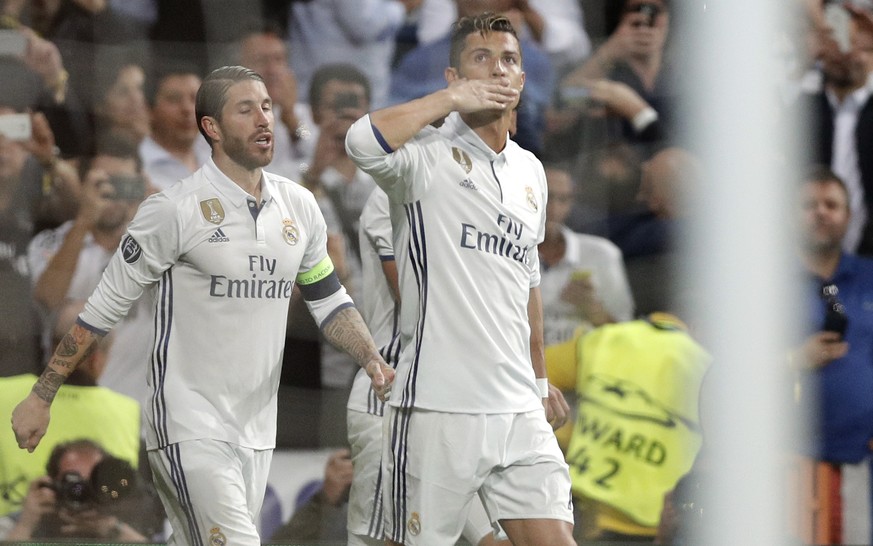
<box><xmin>294</xmin><ymin>190</ymin><xmax>355</xmax><ymax>327</ymax></box>
<box><xmin>80</xmin><ymin>193</ymin><xmax>182</xmax><ymax>332</ymax></box>
<box><xmin>345</xmin><ymin>114</ymin><xmax>436</xmax><ymax>204</ymax></box>
<box><xmin>528</xmin><ymin>162</ymin><xmax>548</xmax><ymax>289</ymax></box>
<box><xmin>360</xmin><ymin>188</ymin><xmax>393</xmax><ymax>259</ymax></box>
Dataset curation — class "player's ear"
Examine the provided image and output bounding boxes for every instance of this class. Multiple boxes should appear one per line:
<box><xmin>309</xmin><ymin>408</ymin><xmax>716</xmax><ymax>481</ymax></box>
<box><xmin>445</xmin><ymin>67</ymin><xmax>460</xmax><ymax>84</ymax></box>
<box><xmin>201</xmin><ymin>116</ymin><xmax>220</xmax><ymax>142</ymax></box>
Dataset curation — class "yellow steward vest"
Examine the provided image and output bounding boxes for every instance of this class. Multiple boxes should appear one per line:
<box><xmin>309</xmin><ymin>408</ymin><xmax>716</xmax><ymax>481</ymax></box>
<box><xmin>0</xmin><ymin>374</ymin><xmax>141</xmax><ymax>516</ymax></box>
<box><xmin>564</xmin><ymin>315</ymin><xmax>709</xmax><ymax>527</ymax></box>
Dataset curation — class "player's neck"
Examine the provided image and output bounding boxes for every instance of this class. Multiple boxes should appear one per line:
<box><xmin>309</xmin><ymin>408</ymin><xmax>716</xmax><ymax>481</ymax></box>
<box><xmin>462</xmin><ymin>111</ymin><xmax>511</xmax><ymax>153</ymax></box>
<box><xmin>213</xmin><ymin>154</ymin><xmax>264</xmax><ymax>201</ymax></box>
<box><xmin>802</xmin><ymin>246</ymin><xmax>842</xmax><ymax>281</ymax></box>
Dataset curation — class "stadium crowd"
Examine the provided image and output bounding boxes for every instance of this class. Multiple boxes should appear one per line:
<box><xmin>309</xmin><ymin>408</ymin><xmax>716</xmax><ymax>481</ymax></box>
<box><xmin>0</xmin><ymin>0</ymin><xmax>871</xmax><ymax>544</ymax></box>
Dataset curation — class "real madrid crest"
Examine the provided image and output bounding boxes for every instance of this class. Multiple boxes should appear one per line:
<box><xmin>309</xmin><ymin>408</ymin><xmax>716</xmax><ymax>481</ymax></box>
<box><xmin>200</xmin><ymin>198</ymin><xmax>225</xmax><ymax>225</ymax></box>
<box><xmin>407</xmin><ymin>511</ymin><xmax>422</xmax><ymax>536</ymax></box>
<box><xmin>452</xmin><ymin>147</ymin><xmax>473</xmax><ymax>174</ymax></box>
<box><xmin>282</xmin><ymin>218</ymin><xmax>299</xmax><ymax>246</ymax></box>
<box><xmin>524</xmin><ymin>185</ymin><xmax>538</xmax><ymax>212</ymax></box>
<box><xmin>208</xmin><ymin>527</ymin><xmax>227</xmax><ymax>546</ymax></box>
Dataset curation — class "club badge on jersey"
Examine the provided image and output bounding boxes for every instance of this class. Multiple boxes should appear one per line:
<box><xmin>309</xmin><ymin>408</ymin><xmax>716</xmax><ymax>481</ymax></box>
<box><xmin>525</xmin><ymin>186</ymin><xmax>538</xmax><ymax>212</ymax></box>
<box><xmin>282</xmin><ymin>218</ymin><xmax>299</xmax><ymax>246</ymax></box>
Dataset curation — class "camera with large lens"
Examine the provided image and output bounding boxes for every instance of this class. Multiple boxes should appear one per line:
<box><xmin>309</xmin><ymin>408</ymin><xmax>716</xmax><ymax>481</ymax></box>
<box><xmin>45</xmin><ymin>456</ymin><xmax>137</xmax><ymax>511</ymax></box>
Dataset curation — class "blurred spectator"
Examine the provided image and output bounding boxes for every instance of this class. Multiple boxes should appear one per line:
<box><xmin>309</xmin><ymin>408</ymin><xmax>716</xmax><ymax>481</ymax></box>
<box><xmin>545</xmin><ymin>310</ymin><xmax>710</xmax><ymax>543</ymax></box>
<box><xmin>801</xmin><ymin>3</ymin><xmax>873</xmax><ymax>255</ymax></box>
<box><xmin>282</xmin><ymin>63</ymin><xmax>374</xmax><ymax>397</ymax></box>
<box><xmin>148</xmin><ymin>0</ymin><xmax>262</xmax><ymax>75</ymax></box>
<box><xmin>0</xmin><ymin>438</ymin><xmax>161</xmax><ymax>541</ymax></box>
<box><xmin>0</xmin><ymin>299</ymin><xmax>141</xmax><ymax>518</ymax></box>
<box><xmin>388</xmin><ymin>0</ymin><xmax>554</xmax><ymax>155</ymax></box>
<box><xmin>27</xmin><ymin>0</ymin><xmax>147</xmax><ymax>132</ymax></box>
<box><xmin>551</xmin><ymin>0</ymin><xmax>674</xmax><ymax>161</ymax></box>
<box><xmin>27</xmin><ymin>131</ymin><xmax>154</xmax><ymax>406</ymax></box>
<box><xmin>0</xmin><ymin>21</ymin><xmax>92</xmax><ymax>157</ymax></box>
<box><xmin>288</xmin><ymin>0</ymin><xmax>424</xmax><ymax>109</ymax></box>
<box><xmin>138</xmin><ymin>63</ymin><xmax>210</xmax><ymax>191</ymax></box>
<box><xmin>235</xmin><ymin>21</ymin><xmax>316</xmax><ymax>182</ymax></box>
<box><xmin>268</xmin><ymin>448</ymin><xmax>353</xmax><ymax>543</ymax></box>
<box><xmin>90</xmin><ymin>50</ymin><xmax>151</xmax><ymax>147</ymax></box>
<box><xmin>0</xmin><ymin>108</ymin><xmax>75</xmax><ymax>378</ymax></box>
<box><xmin>416</xmin><ymin>0</ymin><xmax>591</xmax><ymax>76</ymax></box>
<box><xmin>538</xmin><ymin>165</ymin><xmax>634</xmax><ymax>347</ymax></box>
<box><xmin>790</xmin><ymin>165</ymin><xmax>873</xmax><ymax>545</ymax></box>
<box><xmin>623</xmin><ymin>146</ymin><xmax>698</xmax><ymax>316</ymax></box>
<box><xmin>302</xmin><ymin>63</ymin><xmax>377</xmax><ymax>261</ymax></box>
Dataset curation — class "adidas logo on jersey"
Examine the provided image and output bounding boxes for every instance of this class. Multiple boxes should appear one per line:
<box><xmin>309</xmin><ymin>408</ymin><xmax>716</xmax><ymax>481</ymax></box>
<box><xmin>208</xmin><ymin>228</ymin><xmax>230</xmax><ymax>243</ymax></box>
<box><xmin>459</xmin><ymin>178</ymin><xmax>478</xmax><ymax>191</ymax></box>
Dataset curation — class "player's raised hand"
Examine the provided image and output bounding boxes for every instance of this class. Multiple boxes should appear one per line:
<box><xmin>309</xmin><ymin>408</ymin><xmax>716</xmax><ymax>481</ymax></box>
<box><xmin>447</xmin><ymin>78</ymin><xmax>520</xmax><ymax>114</ymax></box>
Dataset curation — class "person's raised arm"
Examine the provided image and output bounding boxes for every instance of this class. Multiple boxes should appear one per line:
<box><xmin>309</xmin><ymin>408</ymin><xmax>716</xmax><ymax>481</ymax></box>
<box><xmin>11</xmin><ymin>322</ymin><xmax>103</xmax><ymax>452</ymax></box>
<box><xmin>368</xmin><ymin>78</ymin><xmax>519</xmax><ymax>151</ymax></box>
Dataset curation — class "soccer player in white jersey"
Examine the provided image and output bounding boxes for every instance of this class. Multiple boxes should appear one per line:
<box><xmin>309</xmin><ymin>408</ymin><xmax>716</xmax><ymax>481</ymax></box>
<box><xmin>346</xmin><ymin>13</ymin><xmax>575</xmax><ymax>546</ymax></box>
<box><xmin>11</xmin><ymin>65</ymin><xmax>394</xmax><ymax>546</ymax></box>
<box><xmin>347</xmin><ymin>188</ymin><xmax>511</xmax><ymax>546</ymax></box>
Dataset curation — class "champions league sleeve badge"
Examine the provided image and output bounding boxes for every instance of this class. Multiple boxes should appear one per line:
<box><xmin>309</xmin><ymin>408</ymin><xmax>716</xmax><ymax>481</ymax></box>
<box><xmin>121</xmin><ymin>235</ymin><xmax>142</xmax><ymax>264</ymax></box>
<box><xmin>282</xmin><ymin>218</ymin><xmax>299</xmax><ymax>245</ymax></box>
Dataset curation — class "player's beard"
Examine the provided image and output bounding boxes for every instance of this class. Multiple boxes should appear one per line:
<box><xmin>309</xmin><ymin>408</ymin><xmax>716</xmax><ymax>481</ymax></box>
<box><xmin>222</xmin><ymin>131</ymin><xmax>273</xmax><ymax>171</ymax></box>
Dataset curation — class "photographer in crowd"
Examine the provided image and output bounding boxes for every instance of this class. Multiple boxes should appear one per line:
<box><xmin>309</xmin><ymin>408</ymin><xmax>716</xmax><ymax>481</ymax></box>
<box><xmin>0</xmin><ymin>438</ymin><xmax>159</xmax><ymax>541</ymax></box>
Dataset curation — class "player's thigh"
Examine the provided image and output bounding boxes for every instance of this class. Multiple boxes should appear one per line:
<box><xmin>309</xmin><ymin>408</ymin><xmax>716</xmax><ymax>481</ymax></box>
<box><xmin>148</xmin><ymin>440</ymin><xmax>270</xmax><ymax>546</ymax></box>
<box><xmin>347</xmin><ymin>409</ymin><xmax>386</xmax><ymax>539</ymax></box>
<box><xmin>481</xmin><ymin>411</ymin><xmax>574</xmax><ymax>524</ymax></box>
<box><xmin>382</xmin><ymin>407</ymin><xmax>485</xmax><ymax>545</ymax></box>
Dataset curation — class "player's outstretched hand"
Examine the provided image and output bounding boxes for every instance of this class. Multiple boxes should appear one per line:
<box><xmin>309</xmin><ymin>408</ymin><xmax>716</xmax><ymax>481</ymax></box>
<box><xmin>11</xmin><ymin>393</ymin><xmax>51</xmax><ymax>453</ymax></box>
<box><xmin>448</xmin><ymin>78</ymin><xmax>520</xmax><ymax>114</ymax></box>
<box><xmin>366</xmin><ymin>359</ymin><xmax>395</xmax><ymax>402</ymax></box>
<box><xmin>545</xmin><ymin>384</ymin><xmax>570</xmax><ymax>430</ymax></box>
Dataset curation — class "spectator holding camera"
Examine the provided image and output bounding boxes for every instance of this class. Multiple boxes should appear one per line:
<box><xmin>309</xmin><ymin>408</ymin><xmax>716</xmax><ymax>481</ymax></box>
<box><xmin>790</xmin><ymin>165</ymin><xmax>873</xmax><ymax>545</ymax></box>
<box><xmin>0</xmin><ymin>439</ymin><xmax>157</xmax><ymax>542</ymax></box>
<box><xmin>27</xmin><ymin>130</ymin><xmax>154</xmax><ymax>405</ymax></box>
<box><xmin>551</xmin><ymin>0</ymin><xmax>673</xmax><ymax>159</ymax></box>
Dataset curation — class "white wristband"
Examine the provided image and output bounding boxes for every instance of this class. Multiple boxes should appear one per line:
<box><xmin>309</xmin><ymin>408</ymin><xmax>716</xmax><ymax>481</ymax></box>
<box><xmin>536</xmin><ymin>378</ymin><xmax>549</xmax><ymax>398</ymax></box>
<box><xmin>631</xmin><ymin>106</ymin><xmax>658</xmax><ymax>133</ymax></box>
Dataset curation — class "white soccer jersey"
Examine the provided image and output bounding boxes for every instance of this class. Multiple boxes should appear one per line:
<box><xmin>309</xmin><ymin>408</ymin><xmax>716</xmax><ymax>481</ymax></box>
<box><xmin>79</xmin><ymin>159</ymin><xmax>344</xmax><ymax>450</ymax></box>
<box><xmin>346</xmin><ymin>112</ymin><xmax>546</xmax><ymax>414</ymax></box>
<box><xmin>347</xmin><ymin>188</ymin><xmax>399</xmax><ymax>416</ymax></box>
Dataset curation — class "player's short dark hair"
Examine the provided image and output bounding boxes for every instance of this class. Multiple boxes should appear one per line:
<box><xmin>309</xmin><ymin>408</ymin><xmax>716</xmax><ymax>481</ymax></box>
<box><xmin>449</xmin><ymin>12</ymin><xmax>520</xmax><ymax>70</ymax></box>
<box><xmin>195</xmin><ymin>65</ymin><xmax>265</xmax><ymax>146</ymax></box>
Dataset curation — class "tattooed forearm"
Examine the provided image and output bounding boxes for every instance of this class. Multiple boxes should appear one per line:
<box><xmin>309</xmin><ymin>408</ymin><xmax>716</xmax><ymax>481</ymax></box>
<box><xmin>321</xmin><ymin>307</ymin><xmax>380</xmax><ymax>366</ymax></box>
<box><xmin>31</xmin><ymin>369</ymin><xmax>67</xmax><ymax>403</ymax></box>
<box><xmin>57</xmin><ymin>333</ymin><xmax>78</xmax><ymax>357</ymax></box>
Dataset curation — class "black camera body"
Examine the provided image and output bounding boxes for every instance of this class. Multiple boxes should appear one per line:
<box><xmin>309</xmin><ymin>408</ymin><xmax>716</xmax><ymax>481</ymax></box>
<box><xmin>43</xmin><ymin>456</ymin><xmax>137</xmax><ymax>511</ymax></box>
<box><xmin>822</xmin><ymin>283</ymin><xmax>849</xmax><ymax>338</ymax></box>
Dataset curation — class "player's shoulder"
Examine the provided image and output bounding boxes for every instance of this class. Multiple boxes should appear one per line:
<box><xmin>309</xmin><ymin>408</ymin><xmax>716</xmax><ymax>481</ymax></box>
<box><xmin>264</xmin><ymin>170</ymin><xmax>320</xmax><ymax>207</ymax></box>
